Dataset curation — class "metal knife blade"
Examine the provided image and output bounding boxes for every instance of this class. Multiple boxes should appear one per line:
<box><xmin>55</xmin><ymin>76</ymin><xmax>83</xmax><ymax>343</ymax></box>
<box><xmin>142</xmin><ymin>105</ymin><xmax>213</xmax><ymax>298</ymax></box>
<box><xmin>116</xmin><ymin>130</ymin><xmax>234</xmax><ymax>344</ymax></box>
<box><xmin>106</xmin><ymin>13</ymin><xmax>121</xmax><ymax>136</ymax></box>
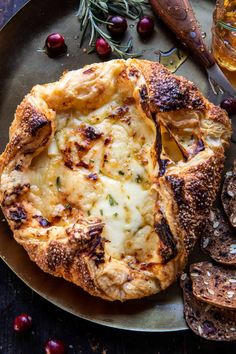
<box><xmin>207</xmin><ymin>64</ymin><xmax>236</xmax><ymax>105</ymax></box>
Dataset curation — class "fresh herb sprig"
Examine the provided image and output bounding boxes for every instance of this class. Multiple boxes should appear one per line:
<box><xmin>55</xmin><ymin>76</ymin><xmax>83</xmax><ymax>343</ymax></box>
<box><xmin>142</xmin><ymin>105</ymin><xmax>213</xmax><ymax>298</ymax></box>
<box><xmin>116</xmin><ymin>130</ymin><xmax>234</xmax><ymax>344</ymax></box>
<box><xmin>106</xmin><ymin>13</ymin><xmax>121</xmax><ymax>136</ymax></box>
<box><xmin>217</xmin><ymin>20</ymin><xmax>236</xmax><ymax>32</ymax></box>
<box><xmin>77</xmin><ymin>0</ymin><xmax>149</xmax><ymax>58</ymax></box>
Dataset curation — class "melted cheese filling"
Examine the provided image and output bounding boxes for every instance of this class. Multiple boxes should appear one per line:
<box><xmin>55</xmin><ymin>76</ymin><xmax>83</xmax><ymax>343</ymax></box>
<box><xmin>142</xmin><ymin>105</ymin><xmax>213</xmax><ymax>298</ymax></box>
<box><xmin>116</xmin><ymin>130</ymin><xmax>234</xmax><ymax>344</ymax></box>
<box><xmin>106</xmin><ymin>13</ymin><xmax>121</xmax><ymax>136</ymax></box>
<box><xmin>27</xmin><ymin>98</ymin><xmax>158</xmax><ymax>261</ymax></box>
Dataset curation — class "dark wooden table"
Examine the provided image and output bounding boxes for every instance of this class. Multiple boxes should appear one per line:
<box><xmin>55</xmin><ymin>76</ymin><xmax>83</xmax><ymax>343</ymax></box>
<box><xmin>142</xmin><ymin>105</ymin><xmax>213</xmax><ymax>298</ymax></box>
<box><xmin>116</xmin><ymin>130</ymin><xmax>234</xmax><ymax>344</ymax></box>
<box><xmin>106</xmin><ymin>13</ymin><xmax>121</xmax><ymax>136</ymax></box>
<box><xmin>0</xmin><ymin>1</ymin><xmax>235</xmax><ymax>353</ymax></box>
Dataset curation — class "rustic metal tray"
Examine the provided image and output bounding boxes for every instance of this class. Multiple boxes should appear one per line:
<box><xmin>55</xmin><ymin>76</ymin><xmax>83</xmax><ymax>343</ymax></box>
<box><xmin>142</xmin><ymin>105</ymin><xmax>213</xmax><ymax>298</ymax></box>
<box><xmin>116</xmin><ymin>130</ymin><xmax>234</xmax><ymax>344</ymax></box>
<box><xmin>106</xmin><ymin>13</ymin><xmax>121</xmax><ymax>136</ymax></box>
<box><xmin>0</xmin><ymin>0</ymin><xmax>234</xmax><ymax>331</ymax></box>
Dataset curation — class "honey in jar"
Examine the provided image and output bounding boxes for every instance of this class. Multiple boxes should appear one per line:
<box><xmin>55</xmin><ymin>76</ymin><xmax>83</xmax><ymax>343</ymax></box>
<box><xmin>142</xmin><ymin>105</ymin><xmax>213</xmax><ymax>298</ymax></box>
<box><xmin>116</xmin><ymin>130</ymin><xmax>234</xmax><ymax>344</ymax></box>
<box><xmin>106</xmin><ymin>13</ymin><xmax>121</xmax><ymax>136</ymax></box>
<box><xmin>212</xmin><ymin>0</ymin><xmax>236</xmax><ymax>71</ymax></box>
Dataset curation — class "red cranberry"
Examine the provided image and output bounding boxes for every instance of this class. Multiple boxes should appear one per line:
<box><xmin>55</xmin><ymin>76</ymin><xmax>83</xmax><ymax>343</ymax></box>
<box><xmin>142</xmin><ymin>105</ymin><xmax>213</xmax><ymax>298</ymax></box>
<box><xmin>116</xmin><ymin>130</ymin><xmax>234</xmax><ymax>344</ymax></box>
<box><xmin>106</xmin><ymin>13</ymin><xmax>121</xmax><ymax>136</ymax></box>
<box><xmin>13</xmin><ymin>313</ymin><xmax>32</xmax><ymax>333</ymax></box>
<box><xmin>95</xmin><ymin>37</ymin><xmax>111</xmax><ymax>58</ymax></box>
<box><xmin>137</xmin><ymin>16</ymin><xmax>154</xmax><ymax>38</ymax></box>
<box><xmin>107</xmin><ymin>16</ymin><xmax>127</xmax><ymax>37</ymax></box>
<box><xmin>220</xmin><ymin>98</ymin><xmax>236</xmax><ymax>116</ymax></box>
<box><xmin>45</xmin><ymin>33</ymin><xmax>67</xmax><ymax>57</ymax></box>
<box><xmin>45</xmin><ymin>339</ymin><xmax>66</xmax><ymax>354</ymax></box>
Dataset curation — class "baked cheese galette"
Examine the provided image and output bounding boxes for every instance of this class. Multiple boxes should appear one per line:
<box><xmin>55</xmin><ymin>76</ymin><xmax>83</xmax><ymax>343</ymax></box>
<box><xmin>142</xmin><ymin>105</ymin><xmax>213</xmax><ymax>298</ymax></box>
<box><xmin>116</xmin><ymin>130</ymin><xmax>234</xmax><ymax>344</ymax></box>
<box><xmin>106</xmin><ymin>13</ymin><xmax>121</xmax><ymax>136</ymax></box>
<box><xmin>0</xmin><ymin>59</ymin><xmax>232</xmax><ymax>301</ymax></box>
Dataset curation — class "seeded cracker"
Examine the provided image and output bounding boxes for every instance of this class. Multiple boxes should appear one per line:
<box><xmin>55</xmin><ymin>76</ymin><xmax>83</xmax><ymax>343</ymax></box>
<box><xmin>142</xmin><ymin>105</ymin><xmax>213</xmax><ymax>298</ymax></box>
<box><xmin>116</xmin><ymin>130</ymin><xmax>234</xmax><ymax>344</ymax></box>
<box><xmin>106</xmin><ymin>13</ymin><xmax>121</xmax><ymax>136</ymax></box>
<box><xmin>222</xmin><ymin>162</ymin><xmax>236</xmax><ymax>228</ymax></box>
<box><xmin>180</xmin><ymin>274</ymin><xmax>236</xmax><ymax>341</ymax></box>
<box><xmin>190</xmin><ymin>262</ymin><xmax>236</xmax><ymax>309</ymax></box>
<box><xmin>201</xmin><ymin>208</ymin><xmax>236</xmax><ymax>266</ymax></box>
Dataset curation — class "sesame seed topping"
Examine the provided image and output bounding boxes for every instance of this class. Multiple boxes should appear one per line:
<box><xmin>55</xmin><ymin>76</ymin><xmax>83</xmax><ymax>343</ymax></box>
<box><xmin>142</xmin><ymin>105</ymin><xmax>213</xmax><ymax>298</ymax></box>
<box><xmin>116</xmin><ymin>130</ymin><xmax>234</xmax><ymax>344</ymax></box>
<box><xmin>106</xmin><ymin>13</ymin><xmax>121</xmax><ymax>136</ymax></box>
<box><xmin>209</xmin><ymin>210</ymin><xmax>215</xmax><ymax>221</ymax></box>
<box><xmin>204</xmin><ymin>304</ymin><xmax>211</xmax><ymax>312</ymax></box>
<box><xmin>227</xmin><ymin>291</ymin><xmax>235</xmax><ymax>298</ymax></box>
<box><xmin>190</xmin><ymin>272</ymin><xmax>199</xmax><ymax>277</ymax></box>
<box><xmin>202</xmin><ymin>237</ymin><xmax>209</xmax><ymax>248</ymax></box>
<box><xmin>230</xmin><ymin>244</ymin><xmax>236</xmax><ymax>254</ymax></box>
<box><xmin>226</xmin><ymin>171</ymin><xmax>233</xmax><ymax>176</ymax></box>
<box><xmin>198</xmin><ymin>325</ymin><xmax>203</xmax><ymax>335</ymax></box>
<box><xmin>229</xmin><ymin>279</ymin><xmax>236</xmax><ymax>283</ymax></box>
<box><xmin>227</xmin><ymin>191</ymin><xmax>235</xmax><ymax>197</ymax></box>
<box><xmin>213</xmin><ymin>221</ymin><xmax>219</xmax><ymax>229</ymax></box>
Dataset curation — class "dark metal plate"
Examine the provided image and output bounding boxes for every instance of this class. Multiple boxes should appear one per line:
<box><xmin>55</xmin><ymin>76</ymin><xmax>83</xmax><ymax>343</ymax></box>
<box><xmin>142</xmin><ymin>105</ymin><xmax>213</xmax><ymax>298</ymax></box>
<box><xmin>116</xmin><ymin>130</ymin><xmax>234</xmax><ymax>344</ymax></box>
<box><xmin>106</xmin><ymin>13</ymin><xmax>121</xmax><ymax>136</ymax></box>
<box><xmin>0</xmin><ymin>0</ymin><xmax>234</xmax><ymax>331</ymax></box>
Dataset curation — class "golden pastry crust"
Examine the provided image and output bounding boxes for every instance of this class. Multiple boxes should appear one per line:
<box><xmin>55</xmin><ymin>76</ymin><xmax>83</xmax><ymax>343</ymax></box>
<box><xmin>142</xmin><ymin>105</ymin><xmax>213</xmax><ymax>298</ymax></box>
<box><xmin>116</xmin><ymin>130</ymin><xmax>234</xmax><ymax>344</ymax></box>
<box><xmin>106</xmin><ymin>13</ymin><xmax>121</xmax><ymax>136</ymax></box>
<box><xmin>0</xmin><ymin>59</ymin><xmax>232</xmax><ymax>301</ymax></box>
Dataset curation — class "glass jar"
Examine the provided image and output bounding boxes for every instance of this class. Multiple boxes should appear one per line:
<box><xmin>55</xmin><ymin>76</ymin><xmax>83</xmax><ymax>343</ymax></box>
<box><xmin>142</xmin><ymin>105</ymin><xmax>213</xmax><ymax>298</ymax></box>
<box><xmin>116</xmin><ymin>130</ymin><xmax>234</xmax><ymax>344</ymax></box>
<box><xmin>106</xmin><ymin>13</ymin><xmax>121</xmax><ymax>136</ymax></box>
<box><xmin>212</xmin><ymin>0</ymin><xmax>236</xmax><ymax>71</ymax></box>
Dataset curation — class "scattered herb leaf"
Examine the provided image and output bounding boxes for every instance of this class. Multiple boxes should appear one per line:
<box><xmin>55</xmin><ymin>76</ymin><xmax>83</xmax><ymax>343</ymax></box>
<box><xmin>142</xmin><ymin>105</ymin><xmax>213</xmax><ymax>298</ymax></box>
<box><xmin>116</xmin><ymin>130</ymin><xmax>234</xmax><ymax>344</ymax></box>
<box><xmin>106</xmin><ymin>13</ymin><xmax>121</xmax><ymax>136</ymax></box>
<box><xmin>136</xmin><ymin>174</ymin><xmax>143</xmax><ymax>183</ymax></box>
<box><xmin>56</xmin><ymin>176</ymin><xmax>61</xmax><ymax>191</ymax></box>
<box><xmin>118</xmin><ymin>170</ymin><xmax>125</xmax><ymax>175</ymax></box>
<box><xmin>100</xmin><ymin>209</ymin><xmax>104</xmax><ymax>216</ymax></box>
<box><xmin>107</xmin><ymin>194</ymin><xmax>118</xmax><ymax>206</ymax></box>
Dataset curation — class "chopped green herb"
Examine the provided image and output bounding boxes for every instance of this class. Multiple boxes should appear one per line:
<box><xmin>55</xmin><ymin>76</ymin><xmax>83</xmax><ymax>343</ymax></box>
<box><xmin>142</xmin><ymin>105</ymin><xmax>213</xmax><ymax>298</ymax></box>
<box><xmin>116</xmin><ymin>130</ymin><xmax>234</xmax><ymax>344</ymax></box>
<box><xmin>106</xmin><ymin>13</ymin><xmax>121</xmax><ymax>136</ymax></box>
<box><xmin>118</xmin><ymin>170</ymin><xmax>125</xmax><ymax>175</ymax></box>
<box><xmin>87</xmin><ymin>210</ymin><xmax>91</xmax><ymax>216</ymax></box>
<box><xmin>100</xmin><ymin>209</ymin><xmax>103</xmax><ymax>216</ymax></box>
<box><xmin>113</xmin><ymin>212</ymin><xmax>118</xmax><ymax>217</ymax></box>
<box><xmin>89</xmin><ymin>159</ymin><xmax>95</xmax><ymax>163</ymax></box>
<box><xmin>56</xmin><ymin>176</ymin><xmax>61</xmax><ymax>191</ymax></box>
<box><xmin>65</xmin><ymin>203</ymin><xmax>71</xmax><ymax>210</ymax></box>
<box><xmin>127</xmin><ymin>195</ymin><xmax>130</xmax><ymax>199</ymax></box>
<box><xmin>107</xmin><ymin>194</ymin><xmax>118</xmax><ymax>206</ymax></box>
<box><xmin>136</xmin><ymin>174</ymin><xmax>143</xmax><ymax>183</ymax></box>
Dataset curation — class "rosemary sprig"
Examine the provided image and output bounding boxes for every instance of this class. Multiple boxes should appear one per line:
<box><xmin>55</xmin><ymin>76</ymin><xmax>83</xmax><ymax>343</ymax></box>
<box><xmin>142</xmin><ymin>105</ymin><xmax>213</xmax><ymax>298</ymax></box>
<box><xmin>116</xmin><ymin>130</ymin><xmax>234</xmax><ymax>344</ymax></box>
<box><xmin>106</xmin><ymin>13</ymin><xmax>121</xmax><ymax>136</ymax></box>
<box><xmin>217</xmin><ymin>20</ymin><xmax>236</xmax><ymax>32</ymax></box>
<box><xmin>77</xmin><ymin>0</ymin><xmax>149</xmax><ymax>58</ymax></box>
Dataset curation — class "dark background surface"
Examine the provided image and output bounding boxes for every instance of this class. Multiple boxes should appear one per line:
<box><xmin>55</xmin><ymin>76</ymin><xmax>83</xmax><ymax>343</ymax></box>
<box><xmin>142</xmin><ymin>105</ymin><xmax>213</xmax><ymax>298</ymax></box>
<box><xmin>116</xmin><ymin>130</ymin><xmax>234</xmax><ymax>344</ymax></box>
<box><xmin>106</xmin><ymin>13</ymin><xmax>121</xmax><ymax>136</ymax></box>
<box><xmin>0</xmin><ymin>0</ymin><xmax>236</xmax><ymax>353</ymax></box>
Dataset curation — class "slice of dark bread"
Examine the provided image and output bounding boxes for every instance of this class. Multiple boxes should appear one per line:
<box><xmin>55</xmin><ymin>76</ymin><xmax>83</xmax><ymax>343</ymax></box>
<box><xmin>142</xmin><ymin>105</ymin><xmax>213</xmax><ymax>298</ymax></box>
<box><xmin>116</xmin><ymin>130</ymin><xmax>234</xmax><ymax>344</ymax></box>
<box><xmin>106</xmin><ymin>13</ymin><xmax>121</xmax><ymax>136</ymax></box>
<box><xmin>180</xmin><ymin>274</ymin><xmax>236</xmax><ymax>341</ymax></box>
<box><xmin>190</xmin><ymin>262</ymin><xmax>236</xmax><ymax>309</ymax></box>
<box><xmin>201</xmin><ymin>208</ymin><xmax>236</xmax><ymax>266</ymax></box>
<box><xmin>222</xmin><ymin>162</ymin><xmax>236</xmax><ymax>228</ymax></box>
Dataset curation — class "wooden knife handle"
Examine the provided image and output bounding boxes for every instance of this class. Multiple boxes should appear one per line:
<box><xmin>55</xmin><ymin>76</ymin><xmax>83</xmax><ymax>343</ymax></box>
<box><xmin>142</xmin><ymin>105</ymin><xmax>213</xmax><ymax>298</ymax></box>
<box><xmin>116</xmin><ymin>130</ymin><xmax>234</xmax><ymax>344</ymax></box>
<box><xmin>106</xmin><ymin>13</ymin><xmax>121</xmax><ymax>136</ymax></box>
<box><xmin>149</xmin><ymin>0</ymin><xmax>215</xmax><ymax>68</ymax></box>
